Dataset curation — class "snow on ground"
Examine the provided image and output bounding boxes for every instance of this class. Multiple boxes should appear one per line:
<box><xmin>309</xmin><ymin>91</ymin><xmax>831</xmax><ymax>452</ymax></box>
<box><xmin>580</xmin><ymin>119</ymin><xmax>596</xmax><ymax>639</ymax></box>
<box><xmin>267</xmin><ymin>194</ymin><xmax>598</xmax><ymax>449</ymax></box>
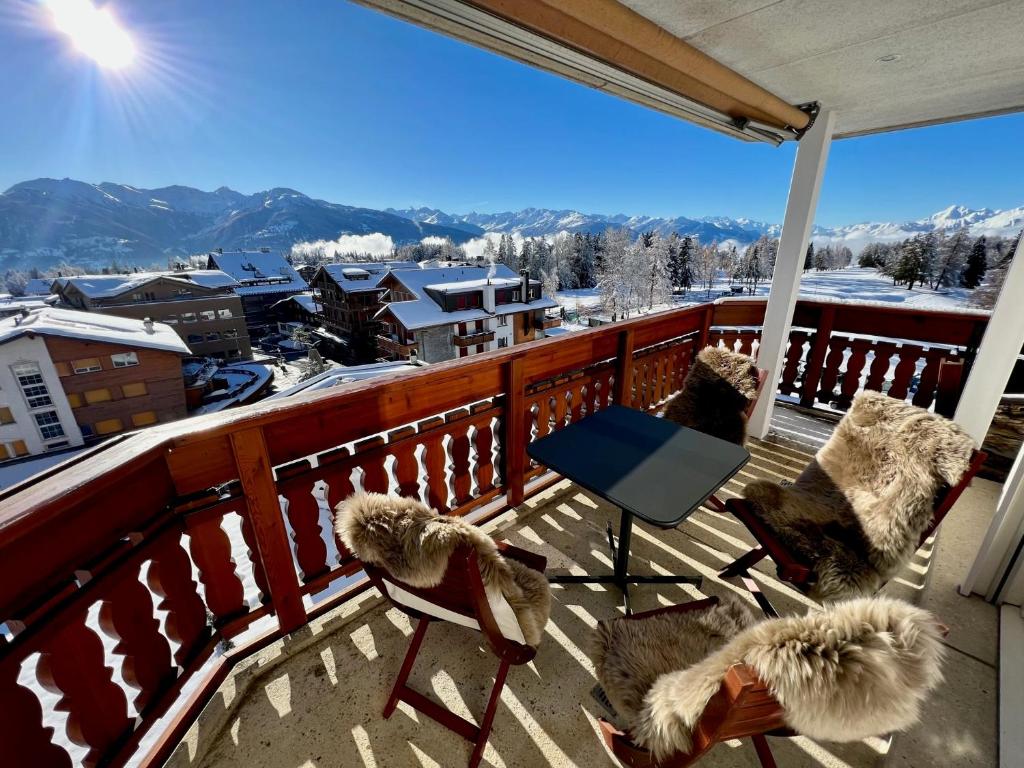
<box><xmin>554</xmin><ymin>267</ymin><xmax>981</xmax><ymax>330</ymax></box>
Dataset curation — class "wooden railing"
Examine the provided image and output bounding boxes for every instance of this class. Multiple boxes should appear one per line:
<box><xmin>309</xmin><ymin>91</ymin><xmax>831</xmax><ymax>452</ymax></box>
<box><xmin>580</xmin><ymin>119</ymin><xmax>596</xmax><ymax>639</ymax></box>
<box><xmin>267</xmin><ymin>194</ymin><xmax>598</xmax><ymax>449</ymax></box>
<box><xmin>0</xmin><ymin>298</ymin><xmax>991</xmax><ymax>767</ymax></box>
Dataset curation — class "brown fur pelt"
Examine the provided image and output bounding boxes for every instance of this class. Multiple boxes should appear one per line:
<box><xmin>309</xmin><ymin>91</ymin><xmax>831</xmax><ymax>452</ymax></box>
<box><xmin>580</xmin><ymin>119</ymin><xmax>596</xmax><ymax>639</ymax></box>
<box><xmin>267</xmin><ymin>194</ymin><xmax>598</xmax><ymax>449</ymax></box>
<box><xmin>591</xmin><ymin>596</ymin><xmax>757</xmax><ymax>725</ymax></box>
<box><xmin>663</xmin><ymin>346</ymin><xmax>760</xmax><ymax>445</ymax></box>
<box><xmin>335</xmin><ymin>492</ymin><xmax>550</xmax><ymax>646</ymax></box>
<box><xmin>594</xmin><ymin>597</ymin><xmax>944</xmax><ymax>761</ymax></box>
<box><xmin>742</xmin><ymin>391</ymin><xmax>976</xmax><ymax>601</ymax></box>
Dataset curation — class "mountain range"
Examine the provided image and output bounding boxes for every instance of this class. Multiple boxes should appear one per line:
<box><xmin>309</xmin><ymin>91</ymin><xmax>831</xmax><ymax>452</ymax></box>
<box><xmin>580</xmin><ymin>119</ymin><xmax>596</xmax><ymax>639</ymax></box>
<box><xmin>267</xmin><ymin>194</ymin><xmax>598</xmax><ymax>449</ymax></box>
<box><xmin>1</xmin><ymin>178</ymin><xmax>1020</xmax><ymax>271</ymax></box>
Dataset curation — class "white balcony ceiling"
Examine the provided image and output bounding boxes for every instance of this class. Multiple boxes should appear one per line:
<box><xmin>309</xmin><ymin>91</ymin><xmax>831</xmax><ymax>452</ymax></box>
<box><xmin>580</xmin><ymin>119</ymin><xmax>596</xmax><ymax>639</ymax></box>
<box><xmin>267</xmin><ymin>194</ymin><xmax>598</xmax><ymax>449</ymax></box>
<box><xmin>620</xmin><ymin>0</ymin><xmax>1024</xmax><ymax>137</ymax></box>
<box><xmin>362</xmin><ymin>0</ymin><xmax>1024</xmax><ymax>139</ymax></box>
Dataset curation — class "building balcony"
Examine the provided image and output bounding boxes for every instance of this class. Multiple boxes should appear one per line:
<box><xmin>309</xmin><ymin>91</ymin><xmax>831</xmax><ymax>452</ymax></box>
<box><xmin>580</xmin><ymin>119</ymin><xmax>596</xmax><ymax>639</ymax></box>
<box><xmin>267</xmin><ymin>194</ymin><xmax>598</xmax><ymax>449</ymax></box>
<box><xmin>453</xmin><ymin>329</ymin><xmax>496</xmax><ymax>347</ymax></box>
<box><xmin>539</xmin><ymin>314</ymin><xmax>561</xmax><ymax>330</ymax></box>
<box><xmin>0</xmin><ymin>299</ymin><xmax>1008</xmax><ymax>768</ymax></box>
<box><xmin>376</xmin><ymin>333</ymin><xmax>418</xmax><ymax>356</ymax></box>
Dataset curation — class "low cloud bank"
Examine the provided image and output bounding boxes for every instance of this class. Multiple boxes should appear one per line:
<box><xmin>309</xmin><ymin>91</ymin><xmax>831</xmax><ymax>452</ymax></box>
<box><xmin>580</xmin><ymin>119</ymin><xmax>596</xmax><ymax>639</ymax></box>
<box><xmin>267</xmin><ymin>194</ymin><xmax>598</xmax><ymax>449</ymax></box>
<box><xmin>291</xmin><ymin>232</ymin><xmax>395</xmax><ymax>259</ymax></box>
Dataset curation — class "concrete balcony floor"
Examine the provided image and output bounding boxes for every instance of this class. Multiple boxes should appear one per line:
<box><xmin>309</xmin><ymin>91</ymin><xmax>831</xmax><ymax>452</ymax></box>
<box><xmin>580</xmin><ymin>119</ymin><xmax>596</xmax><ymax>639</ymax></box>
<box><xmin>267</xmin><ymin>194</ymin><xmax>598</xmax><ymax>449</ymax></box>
<box><xmin>167</xmin><ymin>407</ymin><xmax>1000</xmax><ymax>768</ymax></box>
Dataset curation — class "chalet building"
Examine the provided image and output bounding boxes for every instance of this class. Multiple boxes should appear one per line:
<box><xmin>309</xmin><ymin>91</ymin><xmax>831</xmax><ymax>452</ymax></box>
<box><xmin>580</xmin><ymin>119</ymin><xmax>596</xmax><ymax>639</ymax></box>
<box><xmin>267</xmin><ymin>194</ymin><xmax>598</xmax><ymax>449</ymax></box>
<box><xmin>204</xmin><ymin>249</ymin><xmax>308</xmax><ymax>339</ymax></box>
<box><xmin>0</xmin><ymin>308</ymin><xmax>190</xmax><ymax>459</ymax></box>
<box><xmin>375</xmin><ymin>265</ymin><xmax>559</xmax><ymax>363</ymax></box>
<box><xmin>269</xmin><ymin>292</ymin><xmax>321</xmax><ymax>333</ymax></box>
<box><xmin>54</xmin><ymin>271</ymin><xmax>253</xmax><ymax>360</ymax></box>
<box><xmin>310</xmin><ymin>261</ymin><xmax>416</xmax><ymax>362</ymax></box>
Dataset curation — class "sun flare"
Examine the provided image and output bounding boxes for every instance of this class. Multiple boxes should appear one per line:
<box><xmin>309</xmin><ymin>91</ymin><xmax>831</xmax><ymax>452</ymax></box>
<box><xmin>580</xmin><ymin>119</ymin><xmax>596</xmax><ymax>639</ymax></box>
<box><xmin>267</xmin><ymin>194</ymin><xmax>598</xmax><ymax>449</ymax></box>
<box><xmin>46</xmin><ymin>0</ymin><xmax>136</xmax><ymax>69</ymax></box>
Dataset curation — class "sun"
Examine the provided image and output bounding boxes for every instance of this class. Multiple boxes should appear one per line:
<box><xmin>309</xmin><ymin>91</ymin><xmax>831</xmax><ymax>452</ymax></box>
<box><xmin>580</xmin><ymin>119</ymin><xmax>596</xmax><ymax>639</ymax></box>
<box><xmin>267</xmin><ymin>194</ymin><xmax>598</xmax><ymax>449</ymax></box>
<box><xmin>46</xmin><ymin>0</ymin><xmax>136</xmax><ymax>69</ymax></box>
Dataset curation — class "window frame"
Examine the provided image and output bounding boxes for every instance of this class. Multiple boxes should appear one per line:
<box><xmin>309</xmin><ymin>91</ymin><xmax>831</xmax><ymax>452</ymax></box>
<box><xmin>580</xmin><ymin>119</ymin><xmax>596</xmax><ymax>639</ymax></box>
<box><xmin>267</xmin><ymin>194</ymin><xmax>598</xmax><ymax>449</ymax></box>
<box><xmin>110</xmin><ymin>352</ymin><xmax>139</xmax><ymax>368</ymax></box>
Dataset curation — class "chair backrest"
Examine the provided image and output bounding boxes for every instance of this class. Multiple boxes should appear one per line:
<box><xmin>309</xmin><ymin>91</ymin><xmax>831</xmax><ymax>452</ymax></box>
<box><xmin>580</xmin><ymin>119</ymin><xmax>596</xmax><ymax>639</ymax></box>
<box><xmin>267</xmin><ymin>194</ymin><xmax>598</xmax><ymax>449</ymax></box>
<box><xmin>363</xmin><ymin>545</ymin><xmax>535</xmax><ymax>662</ymax></box>
<box><xmin>599</xmin><ymin>664</ymin><xmax>786</xmax><ymax>768</ymax></box>
<box><xmin>919</xmin><ymin>448</ymin><xmax>987</xmax><ymax>546</ymax></box>
<box><xmin>743</xmin><ymin>368</ymin><xmax>769</xmax><ymax>419</ymax></box>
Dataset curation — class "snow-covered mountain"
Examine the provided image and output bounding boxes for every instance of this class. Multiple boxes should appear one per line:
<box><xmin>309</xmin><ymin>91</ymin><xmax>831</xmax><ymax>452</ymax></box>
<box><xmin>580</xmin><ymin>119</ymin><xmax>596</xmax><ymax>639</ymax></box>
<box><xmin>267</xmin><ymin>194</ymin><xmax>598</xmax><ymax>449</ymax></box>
<box><xmin>0</xmin><ymin>179</ymin><xmax>478</xmax><ymax>270</ymax></box>
<box><xmin>0</xmin><ymin>177</ymin><xmax>1019</xmax><ymax>271</ymax></box>
<box><xmin>812</xmin><ymin>204</ymin><xmax>1024</xmax><ymax>253</ymax></box>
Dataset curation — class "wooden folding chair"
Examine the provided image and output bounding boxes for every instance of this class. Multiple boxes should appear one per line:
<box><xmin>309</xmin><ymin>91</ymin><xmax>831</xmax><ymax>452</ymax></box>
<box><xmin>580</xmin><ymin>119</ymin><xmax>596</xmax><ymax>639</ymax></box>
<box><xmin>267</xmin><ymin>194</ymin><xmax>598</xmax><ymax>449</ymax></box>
<box><xmin>363</xmin><ymin>541</ymin><xmax>546</xmax><ymax>768</ymax></box>
<box><xmin>705</xmin><ymin>367</ymin><xmax>769</xmax><ymax>513</ymax></box>
<box><xmin>719</xmin><ymin>449</ymin><xmax>987</xmax><ymax>617</ymax></box>
<box><xmin>596</xmin><ymin>598</ymin><xmax>791</xmax><ymax>768</ymax></box>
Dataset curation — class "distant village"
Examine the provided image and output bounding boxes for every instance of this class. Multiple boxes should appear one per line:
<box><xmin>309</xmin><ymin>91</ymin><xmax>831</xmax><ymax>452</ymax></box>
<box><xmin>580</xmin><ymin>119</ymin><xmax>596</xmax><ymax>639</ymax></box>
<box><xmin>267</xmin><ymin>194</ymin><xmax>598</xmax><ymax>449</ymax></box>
<box><xmin>0</xmin><ymin>249</ymin><xmax>561</xmax><ymax>477</ymax></box>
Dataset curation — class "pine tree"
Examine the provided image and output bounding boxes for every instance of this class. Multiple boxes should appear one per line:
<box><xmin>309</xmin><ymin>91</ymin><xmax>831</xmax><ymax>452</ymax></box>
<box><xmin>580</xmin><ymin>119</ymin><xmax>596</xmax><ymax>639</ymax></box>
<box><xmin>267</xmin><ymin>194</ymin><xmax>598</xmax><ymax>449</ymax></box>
<box><xmin>962</xmin><ymin>236</ymin><xmax>988</xmax><ymax>289</ymax></box>
<box><xmin>804</xmin><ymin>242</ymin><xmax>814</xmax><ymax>271</ymax></box>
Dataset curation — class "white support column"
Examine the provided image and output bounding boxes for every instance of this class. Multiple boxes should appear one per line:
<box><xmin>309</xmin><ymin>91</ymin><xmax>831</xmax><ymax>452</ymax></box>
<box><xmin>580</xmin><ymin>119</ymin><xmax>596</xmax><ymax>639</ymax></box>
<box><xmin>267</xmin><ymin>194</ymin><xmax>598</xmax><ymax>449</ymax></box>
<box><xmin>955</xmin><ymin>235</ymin><xmax>1024</xmax><ymax>444</ymax></box>
<box><xmin>748</xmin><ymin>109</ymin><xmax>836</xmax><ymax>439</ymax></box>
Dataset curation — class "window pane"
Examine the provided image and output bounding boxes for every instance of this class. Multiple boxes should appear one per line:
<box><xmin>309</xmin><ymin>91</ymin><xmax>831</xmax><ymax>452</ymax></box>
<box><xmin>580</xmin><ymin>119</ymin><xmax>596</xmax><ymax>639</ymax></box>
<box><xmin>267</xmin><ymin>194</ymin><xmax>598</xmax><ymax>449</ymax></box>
<box><xmin>187</xmin><ymin>334</ymin><xmax>203</xmax><ymax>344</ymax></box>
<box><xmin>131</xmin><ymin>410</ymin><xmax>157</xmax><ymax>427</ymax></box>
<box><xmin>72</xmin><ymin>358</ymin><xmax>102</xmax><ymax>373</ymax></box>
<box><xmin>122</xmin><ymin>382</ymin><xmax>147</xmax><ymax>397</ymax></box>
<box><xmin>217</xmin><ymin>308</ymin><xmax>233</xmax><ymax>318</ymax></box>
<box><xmin>111</xmin><ymin>352</ymin><xmax>139</xmax><ymax>368</ymax></box>
<box><xmin>94</xmin><ymin>418</ymin><xmax>124</xmax><ymax>435</ymax></box>
<box><xmin>200</xmin><ymin>310</ymin><xmax>216</xmax><ymax>321</ymax></box>
<box><xmin>26</xmin><ymin>394</ymin><xmax>53</xmax><ymax>408</ymax></box>
<box><xmin>182</xmin><ymin>313</ymin><xmax>197</xmax><ymax>323</ymax></box>
<box><xmin>85</xmin><ymin>388</ymin><xmax>112</xmax><ymax>404</ymax></box>
<box><xmin>0</xmin><ymin>407</ymin><xmax>13</xmax><ymax>424</ymax></box>
<box><xmin>34</xmin><ymin>411</ymin><xmax>60</xmax><ymax>426</ymax></box>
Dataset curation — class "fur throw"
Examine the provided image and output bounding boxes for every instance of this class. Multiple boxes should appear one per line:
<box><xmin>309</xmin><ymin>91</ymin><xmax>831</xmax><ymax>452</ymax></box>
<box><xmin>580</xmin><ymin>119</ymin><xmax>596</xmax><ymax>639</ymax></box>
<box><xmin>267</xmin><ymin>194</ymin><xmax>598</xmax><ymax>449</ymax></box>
<box><xmin>743</xmin><ymin>391</ymin><xmax>975</xmax><ymax>600</ymax></box>
<box><xmin>663</xmin><ymin>346</ymin><xmax>760</xmax><ymax>445</ymax></box>
<box><xmin>594</xmin><ymin>597</ymin><xmax>944</xmax><ymax>761</ymax></box>
<box><xmin>335</xmin><ymin>492</ymin><xmax>550</xmax><ymax>647</ymax></box>
<box><xmin>591</xmin><ymin>596</ymin><xmax>757</xmax><ymax>725</ymax></box>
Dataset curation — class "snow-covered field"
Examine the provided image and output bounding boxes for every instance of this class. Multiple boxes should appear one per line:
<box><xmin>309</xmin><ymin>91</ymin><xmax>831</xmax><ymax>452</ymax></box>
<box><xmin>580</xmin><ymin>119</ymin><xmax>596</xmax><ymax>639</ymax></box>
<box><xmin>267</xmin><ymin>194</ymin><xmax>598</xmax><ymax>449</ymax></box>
<box><xmin>555</xmin><ymin>266</ymin><xmax>981</xmax><ymax>326</ymax></box>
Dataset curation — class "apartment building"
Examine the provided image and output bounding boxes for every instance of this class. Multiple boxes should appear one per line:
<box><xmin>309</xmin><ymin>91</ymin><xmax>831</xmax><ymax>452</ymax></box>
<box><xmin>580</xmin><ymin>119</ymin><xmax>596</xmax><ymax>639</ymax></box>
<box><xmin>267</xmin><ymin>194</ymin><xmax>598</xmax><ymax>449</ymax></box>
<box><xmin>205</xmin><ymin>250</ymin><xmax>308</xmax><ymax>339</ymax></box>
<box><xmin>0</xmin><ymin>308</ymin><xmax>190</xmax><ymax>459</ymax></box>
<box><xmin>310</xmin><ymin>261</ymin><xmax>415</xmax><ymax>362</ymax></box>
<box><xmin>54</xmin><ymin>272</ymin><xmax>253</xmax><ymax>360</ymax></box>
<box><xmin>375</xmin><ymin>265</ymin><xmax>559</xmax><ymax>363</ymax></box>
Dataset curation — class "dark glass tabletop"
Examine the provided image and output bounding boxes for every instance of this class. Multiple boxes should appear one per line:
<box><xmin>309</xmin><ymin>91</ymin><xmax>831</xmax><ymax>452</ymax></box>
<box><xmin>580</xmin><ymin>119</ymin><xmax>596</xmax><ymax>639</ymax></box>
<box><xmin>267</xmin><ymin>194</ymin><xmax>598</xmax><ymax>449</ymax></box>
<box><xmin>526</xmin><ymin>405</ymin><xmax>750</xmax><ymax>528</ymax></box>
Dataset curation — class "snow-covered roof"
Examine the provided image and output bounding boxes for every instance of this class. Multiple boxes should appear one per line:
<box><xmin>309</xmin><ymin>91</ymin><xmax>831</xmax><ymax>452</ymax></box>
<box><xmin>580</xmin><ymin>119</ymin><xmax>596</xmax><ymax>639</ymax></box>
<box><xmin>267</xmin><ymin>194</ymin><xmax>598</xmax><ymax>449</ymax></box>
<box><xmin>377</xmin><ymin>265</ymin><xmax>556</xmax><ymax>330</ymax></box>
<box><xmin>424</xmin><ymin>277</ymin><xmax>522</xmax><ymax>293</ymax></box>
<box><xmin>0</xmin><ymin>297</ymin><xmax>49</xmax><ymax>314</ymax></box>
<box><xmin>0</xmin><ymin>307</ymin><xmax>191</xmax><ymax>355</ymax></box>
<box><xmin>320</xmin><ymin>261</ymin><xmax>417</xmax><ymax>292</ymax></box>
<box><xmin>206</xmin><ymin>251</ymin><xmax>307</xmax><ymax>296</ymax></box>
<box><xmin>268</xmin><ymin>361</ymin><xmax>419</xmax><ymax>400</ymax></box>
<box><xmin>270</xmin><ymin>293</ymin><xmax>319</xmax><ymax>314</ymax></box>
<box><xmin>59</xmin><ymin>270</ymin><xmax>240</xmax><ymax>299</ymax></box>
<box><xmin>23</xmin><ymin>278</ymin><xmax>55</xmax><ymax>296</ymax></box>
<box><xmin>388</xmin><ymin>265</ymin><xmax>519</xmax><ymax>300</ymax></box>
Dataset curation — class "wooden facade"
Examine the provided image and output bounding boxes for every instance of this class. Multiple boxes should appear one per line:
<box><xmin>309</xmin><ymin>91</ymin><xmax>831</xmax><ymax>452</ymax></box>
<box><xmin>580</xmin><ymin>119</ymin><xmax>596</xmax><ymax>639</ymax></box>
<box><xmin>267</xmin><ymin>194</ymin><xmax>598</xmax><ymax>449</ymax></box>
<box><xmin>0</xmin><ymin>298</ymin><xmax>994</xmax><ymax>768</ymax></box>
<box><xmin>45</xmin><ymin>336</ymin><xmax>189</xmax><ymax>437</ymax></box>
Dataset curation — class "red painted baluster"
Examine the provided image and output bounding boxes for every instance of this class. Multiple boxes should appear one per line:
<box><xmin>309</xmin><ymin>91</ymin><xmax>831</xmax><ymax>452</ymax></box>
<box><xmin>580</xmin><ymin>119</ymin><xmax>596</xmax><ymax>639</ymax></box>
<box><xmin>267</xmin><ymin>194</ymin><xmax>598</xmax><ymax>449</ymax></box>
<box><xmin>912</xmin><ymin>349</ymin><xmax>946</xmax><ymax>409</ymax></box>
<box><xmin>552</xmin><ymin>387</ymin><xmax>569</xmax><ymax>430</ymax></box>
<box><xmin>318</xmin><ymin>447</ymin><xmax>356</xmax><ymax>562</ymax></box>
<box><xmin>889</xmin><ymin>344</ymin><xmax>924</xmax><ymax>401</ymax></box>
<box><xmin>353</xmin><ymin>437</ymin><xmax>389</xmax><ymax>494</ymax></box>
<box><xmin>277</xmin><ymin>461</ymin><xmax>329</xmax><ymax>584</ymax></box>
<box><xmin>816</xmin><ymin>337</ymin><xmax>848</xmax><ymax>405</ymax></box>
<box><xmin>36</xmin><ymin>612</ymin><xmax>131</xmax><ymax>767</ymax></box>
<box><xmin>0</xmin><ymin>657</ymin><xmax>74</xmax><ymax>767</ymax></box>
<box><xmin>99</xmin><ymin>572</ymin><xmax>175</xmax><ymax>714</ymax></box>
<box><xmin>446</xmin><ymin>411</ymin><xmax>472</xmax><ymax>509</ymax></box>
<box><xmin>534</xmin><ymin>393</ymin><xmax>552</xmax><ymax>440</ymax></box>
<box><xmin>568</xmin><ymin>380</ymin><xmax>585</xmax><ymax>424</ymax></box>
<box><xmin>147</xmin><ymin>530</ymin><xmax>211</xmax><ymax>667</ymax></box>
<box><xmin>837</xmin><ymin>338</ymin><xmax>872</xmax><ymax>409</ymax></box>
<box><xmin>865</xmin><ymin>341</ymin><xmax>897</xmax><ymax>392</ymax></box>
<box><xmin>388</xmin><ymin>426</ymin><xmax>421</xmax><ymax>500</ymax></box>
<box><xmin>778</xmin><ymin>330</ymin><xmax>807</xmax><ymax>395</ymax></box>
<box><xmin>186</xmin><ymin>513</ymin><xmax>247</xmax><ymax>623</ymax></box>
<box><xmin>472</xmin><ymin>409</ymin><xmax>495</xmax><ymax>495</ymax></box>
<box><xmin>418</xmin><ymin>416</ymin><xmax>450</xmax><ymax>513</ymax></box>
<box><xmin>238</xmin><ymin>512</ymin><xmax>271</xmax><ymax>606</ymax></box>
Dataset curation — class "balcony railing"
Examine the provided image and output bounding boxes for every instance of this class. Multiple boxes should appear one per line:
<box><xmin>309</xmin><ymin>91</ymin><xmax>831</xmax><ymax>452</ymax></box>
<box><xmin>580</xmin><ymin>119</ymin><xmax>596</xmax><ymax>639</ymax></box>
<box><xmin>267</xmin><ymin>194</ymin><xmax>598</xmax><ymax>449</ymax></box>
<box><xmin>453</xmin><ymin>329</ymin><xmax>496</xmax><ymax>347</ymax></box>
<box><xmin>539</xmin><ymin>315</ymin><xmax>562</xmax><ymax>330</ymax></box>
<box><xmin>0</xmin><ymin>297</ymin><xmax>994</xmax><ymax>767</ymax></box>
<box><xmin>375</xmin><ymin>333</ymin><xmax>418</xmax><ymax>356</ymax></box>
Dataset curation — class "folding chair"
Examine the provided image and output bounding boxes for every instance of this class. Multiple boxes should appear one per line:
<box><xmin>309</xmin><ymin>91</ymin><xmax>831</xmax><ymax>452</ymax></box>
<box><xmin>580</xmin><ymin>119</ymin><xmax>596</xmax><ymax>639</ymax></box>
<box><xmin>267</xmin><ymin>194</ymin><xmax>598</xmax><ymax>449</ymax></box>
<box><xmin>721</xmin><ymin>449</ymin><xmax>987</xmax><ymax>617</ymax></box>
<box><xmin>363</xmin><ymin>541</ymin><xmax>546</xmax><ymax>768</ymax></box>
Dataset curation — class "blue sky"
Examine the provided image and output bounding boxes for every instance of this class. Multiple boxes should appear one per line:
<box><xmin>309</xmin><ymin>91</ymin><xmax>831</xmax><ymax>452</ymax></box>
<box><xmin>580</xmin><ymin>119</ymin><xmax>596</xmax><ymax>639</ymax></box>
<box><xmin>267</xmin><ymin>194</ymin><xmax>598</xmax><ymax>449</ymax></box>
<box><xmin>1</xmin><ymin>0</ymin><xmax>1021</xmax><ymax>228</ymax></box>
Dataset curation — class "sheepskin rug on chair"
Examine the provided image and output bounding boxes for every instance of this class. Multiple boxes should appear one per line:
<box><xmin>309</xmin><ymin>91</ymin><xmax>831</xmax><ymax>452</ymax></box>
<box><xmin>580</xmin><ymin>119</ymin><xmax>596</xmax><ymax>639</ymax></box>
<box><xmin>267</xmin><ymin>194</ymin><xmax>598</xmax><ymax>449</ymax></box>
<box><xmin>663</xmin><ymin>346</ymin><xmax>760</xmax><ymax>445</ymax></box>
<box><xmin>742</xmin><ymin>391</ymin><xmax>976</xmax><ymax>601</ymax></box>
<box><xmin>592</xmin><ymin>595</ymin><xmax>945</xmax><ymax>761</ymax></box>
<box><xmin>336</xmin><ymin>492</ymin><xmax>551</xmax><ymax>647</ymax></box>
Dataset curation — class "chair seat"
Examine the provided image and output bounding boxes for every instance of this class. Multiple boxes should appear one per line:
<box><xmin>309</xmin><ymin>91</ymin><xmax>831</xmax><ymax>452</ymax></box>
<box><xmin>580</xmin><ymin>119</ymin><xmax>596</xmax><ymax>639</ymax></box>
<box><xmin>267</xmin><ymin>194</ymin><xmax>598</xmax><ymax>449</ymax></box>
<box><xmin>592</xmin><ymin>596</ymin><xmax>757</xmax><ymax>727</ymax></box>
